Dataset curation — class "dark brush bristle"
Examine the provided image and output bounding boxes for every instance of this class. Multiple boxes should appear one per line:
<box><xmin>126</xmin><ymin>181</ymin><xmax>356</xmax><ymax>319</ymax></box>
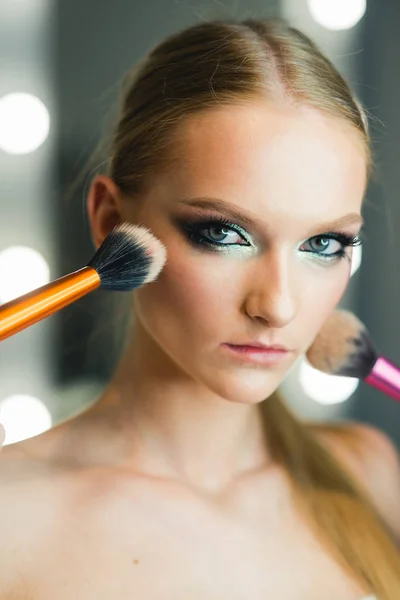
<box><xmin>306</xmin><ymin>309</ymin><xmax>378</xmax><ymax>379</ymax></box>
<box><xmin>87</xmin><ymin>223</ymin><xmax>167</xmax><ymax>291</ymax></box>
<box><xmin>335</xmin><ymin>327</ymin><xmax>377</xmax><ymax>378</ymax></box>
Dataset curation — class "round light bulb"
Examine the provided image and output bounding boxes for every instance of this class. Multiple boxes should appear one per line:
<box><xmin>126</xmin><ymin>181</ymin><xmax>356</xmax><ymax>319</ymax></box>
<box><xmin>350</xmin><ymin>243</ymin><xmax>362</xmax><ymax>276</ymax></box>
<box><xmin>307</xmin><ymin>0</ymin><xmax>367</xmax><ymax>31</ymax></box>
<box><xmin>0</xmin><ymin>394</ymin><xmax>52</xmax><ymax>445</ymax></box>
<box><xmin>0</xmin><ymin>246</ymin><xmax>50</xmax><ymax>304</ymax></box>
<box><xmin>300</xmin><ymin>357</ymin><xmax>359</xmax><ymax>404</ymax></box>
<box><xmin>0</xmin><ymin>93</ymin><xmax>50</xmax><ymax>154</ymax></box>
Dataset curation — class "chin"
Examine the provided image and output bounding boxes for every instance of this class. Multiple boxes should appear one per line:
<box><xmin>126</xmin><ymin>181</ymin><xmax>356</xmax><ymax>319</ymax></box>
<box><xmin>204</xmin><ymin>370</ymin><xmax>283</xmax><ymax>405</ymax></box>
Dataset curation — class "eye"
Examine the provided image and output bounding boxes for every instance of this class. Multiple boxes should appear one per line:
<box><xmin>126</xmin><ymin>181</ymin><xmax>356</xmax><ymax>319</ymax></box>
<box><xmin>180</xmin><ymin>217</ymin><xmax>252</xmax><ymax>249</ymax></box>
<box><xmin>202</xmin><ymin>224</ymin><xmax>247</xmax><ymax>245</ymax></box>
<box><xmin>303</xmin><ymin>236</ymin><xmax>342</xmax><ymax>255</ymax></box>
<box><xmin>300</xmin><ymin>233</ymin><xmax>362</xmax><ymax>260</ymax></box>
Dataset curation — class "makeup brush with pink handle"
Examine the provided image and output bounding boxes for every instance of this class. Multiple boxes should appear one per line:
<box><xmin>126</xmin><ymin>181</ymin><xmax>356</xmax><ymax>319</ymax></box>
<box><xmin>306</xmin><ymin>309</ymin><xmax>400</xmax><ymax>402</ymax></box>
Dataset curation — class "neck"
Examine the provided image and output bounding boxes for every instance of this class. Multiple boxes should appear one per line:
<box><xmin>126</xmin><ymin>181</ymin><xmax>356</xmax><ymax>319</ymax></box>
<box><xmin>92</xmin><ymin>319</ymin><xmax>271</xmax><ymax>495</ymax></box>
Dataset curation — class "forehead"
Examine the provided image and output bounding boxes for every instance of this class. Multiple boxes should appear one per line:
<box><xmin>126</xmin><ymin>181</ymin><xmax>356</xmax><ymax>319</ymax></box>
<box><xmin>164</xmin><ymin>100</ymin><xmax>367</xmax><ymax>227</ymax></box>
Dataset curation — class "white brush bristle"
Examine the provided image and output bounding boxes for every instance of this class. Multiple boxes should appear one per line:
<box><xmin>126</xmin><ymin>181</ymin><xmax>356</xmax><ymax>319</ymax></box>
<box><xmin>88</xmin><ymin>222</ymin><xmax>167</xmax><ymax>291</ymax></box>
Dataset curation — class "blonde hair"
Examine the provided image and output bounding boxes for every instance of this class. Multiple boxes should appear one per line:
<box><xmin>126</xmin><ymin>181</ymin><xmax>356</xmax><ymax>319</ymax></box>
<box><xmin>100</xmin><ymin>18</ymin><xmax>399</xmax><ymax>597</ymax></box>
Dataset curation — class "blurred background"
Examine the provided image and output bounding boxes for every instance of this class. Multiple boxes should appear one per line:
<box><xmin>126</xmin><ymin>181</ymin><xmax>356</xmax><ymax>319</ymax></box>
<box><xmin>0</xmin><ymin>0</ymin><xmax>399</xmax><ymax>447</ymax></box>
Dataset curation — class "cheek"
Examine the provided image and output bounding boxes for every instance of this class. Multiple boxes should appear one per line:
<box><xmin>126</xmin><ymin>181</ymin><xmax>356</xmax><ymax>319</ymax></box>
<box><xmin>303</xmin><ymin>266</ymin><xmax>349</xmax><ymax>303</ymax></box>
<box><xmin>298</xmin><ymin>263</ymin><xmax>351</xmax><ymax>341</ymax></box>
<box><xmin>133</xmin><ymin>252</ymin><xmax>237</xmax><ymax>340</ymax></box>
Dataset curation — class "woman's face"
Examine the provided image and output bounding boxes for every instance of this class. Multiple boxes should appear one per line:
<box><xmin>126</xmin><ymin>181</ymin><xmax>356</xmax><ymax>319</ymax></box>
<box><xmin>120</xmin><ymin>100</ymin><xmax>367</xmax><ymax>403</ymax></box>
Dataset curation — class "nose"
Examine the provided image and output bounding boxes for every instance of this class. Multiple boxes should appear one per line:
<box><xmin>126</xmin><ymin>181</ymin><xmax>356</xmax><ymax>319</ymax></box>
<box><xmin>243</xmin><ymin>249</ymin><xmax>298</xmax><ymax>328</ymax></box>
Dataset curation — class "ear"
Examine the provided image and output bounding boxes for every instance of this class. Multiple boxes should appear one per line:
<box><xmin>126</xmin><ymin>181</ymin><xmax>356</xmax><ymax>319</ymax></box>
<box><xmin>86</xmin><ymin>175</ymin><xmax>124</xmax><ymax>249</ymax></box>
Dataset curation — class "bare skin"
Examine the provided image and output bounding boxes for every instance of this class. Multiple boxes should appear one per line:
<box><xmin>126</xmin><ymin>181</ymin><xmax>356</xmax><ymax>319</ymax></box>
<box><xmin>1</xmin><ymin>101</ymin><xmax>399</xmax><ymax>599</ymax></box>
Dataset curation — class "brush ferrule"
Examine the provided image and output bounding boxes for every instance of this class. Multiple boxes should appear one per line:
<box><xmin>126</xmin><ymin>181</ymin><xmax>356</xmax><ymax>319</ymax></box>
<box><xmin>365</xmin><ymin>356</ymin><xmax>400</xmax><ymax>402</ymax></box>
<box><xmin>0</xmin><ymin>266</ymin><xmax>100</xmax><ymax>342</ymax></box>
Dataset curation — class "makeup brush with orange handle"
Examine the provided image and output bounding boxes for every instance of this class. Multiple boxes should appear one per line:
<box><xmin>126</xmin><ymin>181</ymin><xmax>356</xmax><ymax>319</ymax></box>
<box><xmin>0</xmin><ymin>223</ymin><xmax>167</xmax><ymax>342</ymax></box>
<box><xmin>306</xmin><ymin>309</ymin><xmax>400</xmax><ymax>402</ymax></box>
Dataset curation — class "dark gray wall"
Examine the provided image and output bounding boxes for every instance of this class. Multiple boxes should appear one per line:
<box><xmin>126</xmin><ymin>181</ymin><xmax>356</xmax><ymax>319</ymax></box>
<box><xmin>351</xmin><ymin>0</ymin><xmax>400</xmax><ymax>445</ymax></box>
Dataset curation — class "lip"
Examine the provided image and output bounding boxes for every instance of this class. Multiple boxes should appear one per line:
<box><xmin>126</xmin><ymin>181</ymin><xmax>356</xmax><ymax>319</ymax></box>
<box><xmin>231</xmin><ymin>341</ymin><xmax>290</xmax><ymax>351</ymax></box>
<box><xmin>222</xmin><ymin>343</ymin><xmax>292</xmax><ymax>366</ymax></box>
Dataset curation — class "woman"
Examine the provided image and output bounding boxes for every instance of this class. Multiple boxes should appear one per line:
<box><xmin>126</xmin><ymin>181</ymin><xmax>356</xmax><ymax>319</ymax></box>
<box><xmin>1</xmin><ymin>17</ymin><xmax>400</xmax><ymax>599</ymax></box>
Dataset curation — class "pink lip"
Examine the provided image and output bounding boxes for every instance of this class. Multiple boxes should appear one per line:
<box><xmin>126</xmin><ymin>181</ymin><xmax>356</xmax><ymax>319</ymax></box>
<box><xmin>222</xmin><ymin>343</ymin><xmax>291</xmax><ymax>366</ymax></box>
<box><xmin>234</xmin><ymin>342</ymin><xmax>289</xmax><ymax>351</ymax></box>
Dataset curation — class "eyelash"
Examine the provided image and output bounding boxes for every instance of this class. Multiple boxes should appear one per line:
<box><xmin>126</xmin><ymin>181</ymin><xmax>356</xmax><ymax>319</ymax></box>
<box><xmin>181</xmin><ymin>216</ymin><xmax>363</xmax><ymax>262</ymax></box>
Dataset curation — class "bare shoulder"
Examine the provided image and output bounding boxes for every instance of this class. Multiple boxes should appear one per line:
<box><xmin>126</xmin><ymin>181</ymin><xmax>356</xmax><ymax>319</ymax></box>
<box><xmin>311</xmin><ymin>420</ymin><xmax>400</xmax><ymax>540</ymax></box>
<box><xmin>0</xmin><ymin>443</ymin><xmax>40</xmax><ymax>592</ymax></box>
<box><xmin>0</xmin><ymin>437</ymin><xmax>61</xmax><ymax>517</ymax></box>
<box><xmin>0</xmin><ymin>436</ymin><xmax>72</xmax><ymax>594</ymax></box>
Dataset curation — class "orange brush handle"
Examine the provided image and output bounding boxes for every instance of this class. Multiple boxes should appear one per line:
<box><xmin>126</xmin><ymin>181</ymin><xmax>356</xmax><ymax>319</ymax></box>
<box><xmin>0</xmin><ymin>266</ymin><xmax>100</xmax><ymax>342</ymax></box>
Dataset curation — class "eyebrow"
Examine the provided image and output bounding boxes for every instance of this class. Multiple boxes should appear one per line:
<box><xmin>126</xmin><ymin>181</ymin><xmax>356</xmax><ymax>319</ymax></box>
<box><xmin>176</xmin><ymin>197</ymin><xmax>364</xmax><ymax>232</ymax></box>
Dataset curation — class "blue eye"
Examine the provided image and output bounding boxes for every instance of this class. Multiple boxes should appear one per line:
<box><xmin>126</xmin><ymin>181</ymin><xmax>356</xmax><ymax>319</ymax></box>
<box><xmin>201</xmin><ymin>224</ymin><xmax>247</xmax><ymax>244</ymax></box>
<box><xmin>180</xmin><ymin>217</ymin><xmax>251</xmax><ymax>250</ymax></box>
<box><xmin>301</xmin><ymin>233</ymin><xmax>362</xmax><ymax>260</ymax></box>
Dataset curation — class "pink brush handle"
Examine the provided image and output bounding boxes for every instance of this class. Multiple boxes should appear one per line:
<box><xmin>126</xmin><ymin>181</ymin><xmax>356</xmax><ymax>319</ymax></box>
<box><xmin>365</xmin><ymin>356</ymin><xmax>400</xmax><ymax>402</ymax></box>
